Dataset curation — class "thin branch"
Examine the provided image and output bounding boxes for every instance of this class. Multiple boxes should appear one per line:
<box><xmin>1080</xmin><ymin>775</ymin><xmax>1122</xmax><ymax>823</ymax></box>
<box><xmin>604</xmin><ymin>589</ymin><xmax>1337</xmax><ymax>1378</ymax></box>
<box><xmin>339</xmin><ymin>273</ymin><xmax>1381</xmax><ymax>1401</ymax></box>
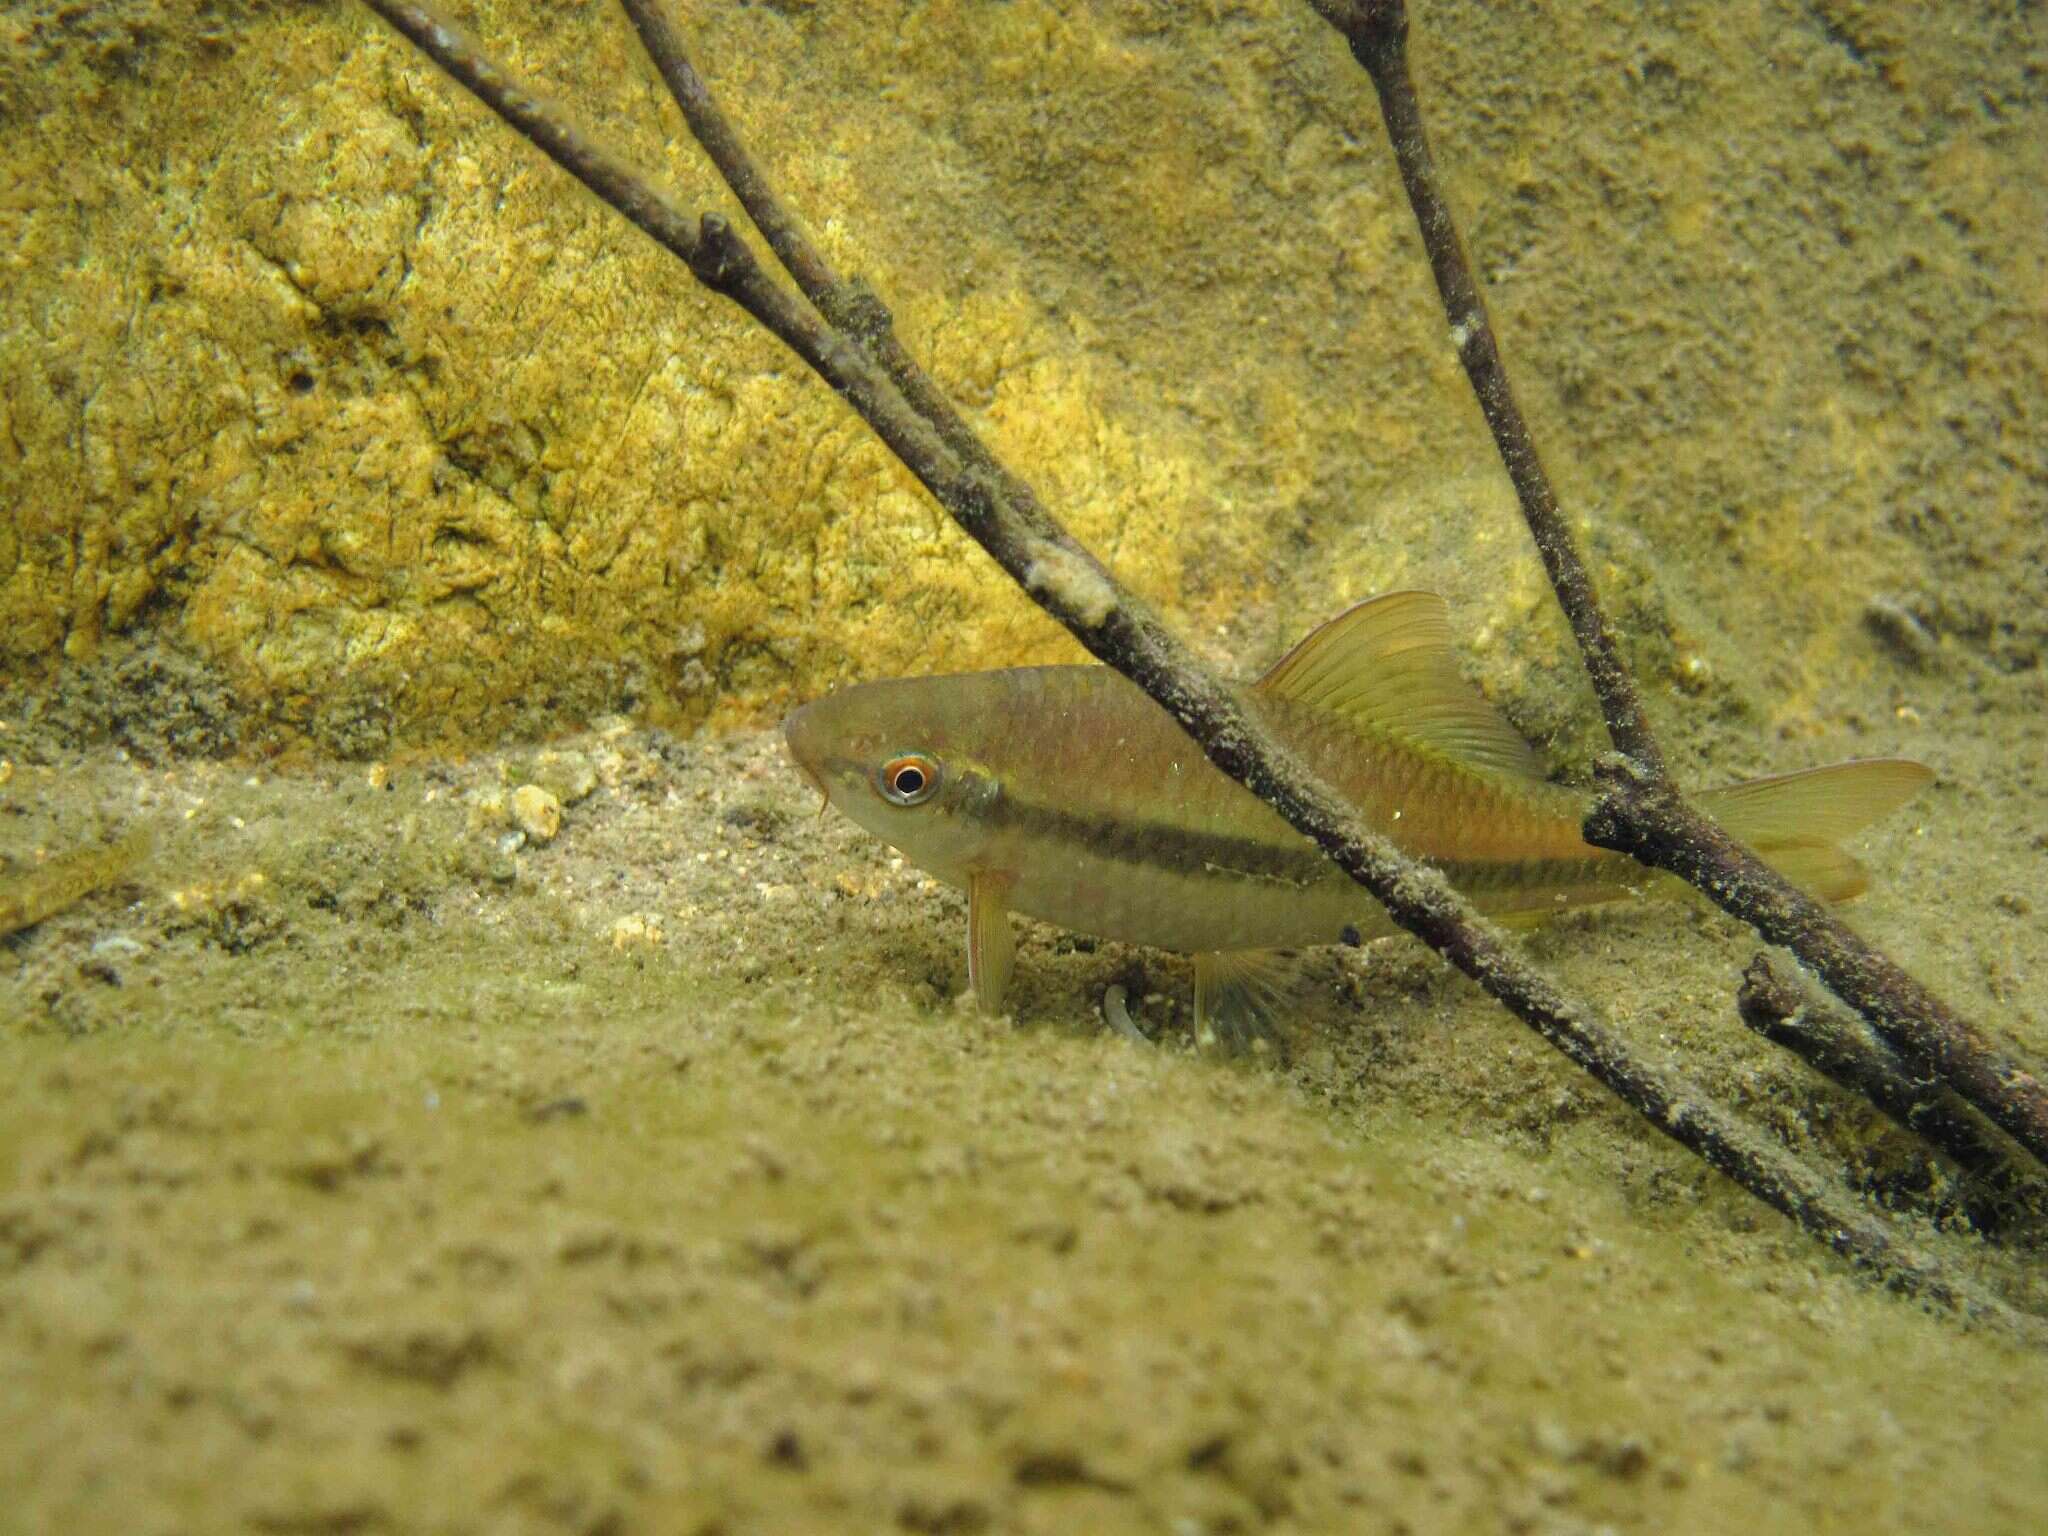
<box><xmin>365</xmin><ymin>3</ymin><xmax>710</xmax><ymax>274</ymax></box>
<box><xmin>1304</xmin><ymin>0</ymin><xmax>2048</xmax><ymax>1171</ymax></box>
<box><xmin>617</xmin><ymin>0</ymin><xmax>843</xmax><ymax>307</ymax></box>
<box><xmin>1737</xmin><ymin>955</ymin><xmax>2032</xmax><ymax>1200</ymax></box>
<box><xmin>1589</xmin><ymin>772</ymin><xmax>2048</xmax><ymax>1169</ymax></box>
<box><xmin>349</xmin><ymin>0</ymin><xmax>2036</xmax><ymax>1333</ymax></box>
<box><xmin>1304</xmin><ymin>0</ymin><xmax>1661</xmax><ymax>775</ymax></box>
<box><xmin>616</xmin><ymin>0</ymin><xmax>1073</xmax><ymax>573</ymax></box>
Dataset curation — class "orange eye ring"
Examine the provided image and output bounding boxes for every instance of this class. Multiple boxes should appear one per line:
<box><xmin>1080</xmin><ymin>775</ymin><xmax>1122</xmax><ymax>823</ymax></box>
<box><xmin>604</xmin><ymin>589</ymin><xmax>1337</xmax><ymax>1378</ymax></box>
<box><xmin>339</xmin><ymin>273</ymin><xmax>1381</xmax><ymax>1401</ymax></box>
<box><xmin>878</xmin><ymin>753</ymin><xmax>941</xmax><ymax>806</ymax></box>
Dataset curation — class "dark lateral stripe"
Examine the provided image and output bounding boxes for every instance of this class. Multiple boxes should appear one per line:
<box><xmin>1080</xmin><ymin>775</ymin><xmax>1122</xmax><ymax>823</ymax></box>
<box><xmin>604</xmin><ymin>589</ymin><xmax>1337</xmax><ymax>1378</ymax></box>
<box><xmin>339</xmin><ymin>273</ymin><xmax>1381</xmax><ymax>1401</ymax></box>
<box><xmin>986</xmin><ymin>791</ymin><xmax>1615</xmax><ymax>898</ymax></box>
<box><xmin>985</xmin><ymin>793</ymin><xmax>1325</xmax><ymax>884</ymax></box>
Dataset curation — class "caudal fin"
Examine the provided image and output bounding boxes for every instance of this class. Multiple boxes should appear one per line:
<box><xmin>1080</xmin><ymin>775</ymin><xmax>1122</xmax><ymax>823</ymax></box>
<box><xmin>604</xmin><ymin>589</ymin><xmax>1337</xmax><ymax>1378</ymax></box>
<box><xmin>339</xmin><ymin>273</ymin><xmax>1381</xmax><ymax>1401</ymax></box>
<box><xmin>1694</xmin><ymin>758</ymin><xmax>1932</xmax><ymax>903</ymax></box>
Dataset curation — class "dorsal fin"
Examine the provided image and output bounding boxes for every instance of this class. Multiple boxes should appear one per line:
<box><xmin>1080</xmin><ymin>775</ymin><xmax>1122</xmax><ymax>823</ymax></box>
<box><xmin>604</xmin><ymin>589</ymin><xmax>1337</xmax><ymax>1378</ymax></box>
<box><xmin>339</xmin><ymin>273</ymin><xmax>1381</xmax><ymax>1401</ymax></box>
<box><xmin>1253</xmin><ymin>592</ymin><xmax>1546</xmax><ymax>780</ymax></box>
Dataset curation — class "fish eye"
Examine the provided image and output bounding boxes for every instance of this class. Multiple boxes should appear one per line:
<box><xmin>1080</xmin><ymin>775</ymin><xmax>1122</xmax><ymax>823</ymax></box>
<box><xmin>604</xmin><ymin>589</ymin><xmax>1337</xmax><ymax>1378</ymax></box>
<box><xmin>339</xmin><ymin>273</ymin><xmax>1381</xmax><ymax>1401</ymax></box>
<box><xmin>878</xmin><ymin>753</ymin><xmax>941</xmax><ymax>806</ymax></box>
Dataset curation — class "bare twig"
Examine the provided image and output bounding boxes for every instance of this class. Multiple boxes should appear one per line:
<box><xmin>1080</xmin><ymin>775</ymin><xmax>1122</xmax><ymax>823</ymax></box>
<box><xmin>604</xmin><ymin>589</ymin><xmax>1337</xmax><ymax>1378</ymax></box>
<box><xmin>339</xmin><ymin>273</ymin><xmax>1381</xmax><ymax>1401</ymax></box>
<box><xmin>1305</xmin><ymin>0</ymin><xmax>2048</xmax><ymax>1171</ymax></box>
<box><xmin>615</xmin><ymin>0</ymin><xmax>1091</xmax><ymax>594</ymax></box>
<box><xmin>1303</xmin><ymin>0</ymin><xmax>1661</xmax><ymax>776</ymax></box>
<box><xmin>349</xmin><ymin>0</ymin><xmax>2031</xmax><ymax>1329</ymax></box>
<box><xmin>1587</xmin><ymin>771</ymin><xmax>2048</xmax><ymax>1170</ymax></box>
<box><xmin>1737</xmin><ymin>955</ymin><xmax>2032</xmax><ymax>1201</ymax></box>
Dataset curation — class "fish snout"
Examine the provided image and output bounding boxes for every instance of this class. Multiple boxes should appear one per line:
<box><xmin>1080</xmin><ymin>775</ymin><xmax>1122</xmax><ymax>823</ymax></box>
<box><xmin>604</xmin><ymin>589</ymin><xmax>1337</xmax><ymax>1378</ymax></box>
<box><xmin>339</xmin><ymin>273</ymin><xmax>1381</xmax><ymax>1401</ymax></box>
<box><xmin>781</xmin><ymin>702</ymin><xmax>835</xmax><ymax>809</ymax></box>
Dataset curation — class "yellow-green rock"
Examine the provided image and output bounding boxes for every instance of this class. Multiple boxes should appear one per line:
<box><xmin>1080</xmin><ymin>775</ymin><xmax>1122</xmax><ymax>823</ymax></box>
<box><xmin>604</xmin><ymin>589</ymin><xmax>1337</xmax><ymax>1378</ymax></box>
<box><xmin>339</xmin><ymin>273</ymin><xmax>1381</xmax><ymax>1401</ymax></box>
<box><xmin>2</xmin><ymin>0</ymin><xmax>2042</xmax><ymax>762</ymax></box>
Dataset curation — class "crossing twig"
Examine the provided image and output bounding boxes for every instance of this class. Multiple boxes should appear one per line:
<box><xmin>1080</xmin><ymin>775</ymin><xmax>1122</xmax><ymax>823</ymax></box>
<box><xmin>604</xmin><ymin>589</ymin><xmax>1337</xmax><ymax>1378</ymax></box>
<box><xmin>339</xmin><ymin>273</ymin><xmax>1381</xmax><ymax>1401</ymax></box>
<box><xmin>349</xmin><ymin>0</ymin><xmax>2037</xmax><ymax>1333</ymax></box>
<box><xmin>1305</xmin><ymin>0</ymin><xmax>2048</xmax><ymax>1171</ymax></box>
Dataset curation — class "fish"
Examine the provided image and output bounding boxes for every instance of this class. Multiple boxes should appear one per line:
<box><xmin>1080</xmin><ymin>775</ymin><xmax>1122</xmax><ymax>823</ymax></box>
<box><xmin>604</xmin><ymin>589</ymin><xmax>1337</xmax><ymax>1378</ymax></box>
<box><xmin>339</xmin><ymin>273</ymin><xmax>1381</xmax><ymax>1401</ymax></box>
<box><xmin>782</xmin><ymin>591</ymin><xmax>1931</xmax><ymax>1047</ymax></box>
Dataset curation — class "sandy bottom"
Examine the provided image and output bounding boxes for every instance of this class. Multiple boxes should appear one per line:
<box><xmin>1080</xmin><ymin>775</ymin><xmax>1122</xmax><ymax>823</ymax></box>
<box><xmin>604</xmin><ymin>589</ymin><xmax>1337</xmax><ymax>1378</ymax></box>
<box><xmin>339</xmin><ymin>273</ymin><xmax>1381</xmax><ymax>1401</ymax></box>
<box><xmin>3</xmin><ymin>719</ymin><xmax>2044</xmax><ymax>1535</ymax></box>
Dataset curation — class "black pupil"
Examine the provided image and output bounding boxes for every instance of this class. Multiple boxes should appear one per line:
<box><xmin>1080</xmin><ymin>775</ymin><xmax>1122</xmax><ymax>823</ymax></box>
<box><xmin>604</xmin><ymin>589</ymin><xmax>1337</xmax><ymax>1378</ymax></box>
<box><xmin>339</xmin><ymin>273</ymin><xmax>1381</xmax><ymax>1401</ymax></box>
<box><xmin>893</xmin><ymin>765</ymin><xmax>925</xmax><ymax>795</ymax></box>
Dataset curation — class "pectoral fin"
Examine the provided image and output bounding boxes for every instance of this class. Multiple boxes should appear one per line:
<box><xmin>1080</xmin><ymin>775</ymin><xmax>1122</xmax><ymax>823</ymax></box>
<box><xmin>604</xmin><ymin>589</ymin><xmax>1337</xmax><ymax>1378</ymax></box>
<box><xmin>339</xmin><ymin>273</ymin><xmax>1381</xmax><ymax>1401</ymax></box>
<box><xmin>1193</xmin><ymin>949</ymin><xmax>1293</xmax><ymax>1055</ymax></box>
<box><xmin>967</xmin><ymin>872</ymin><xmax>1016</xmax><ymax>1014</ymax></box>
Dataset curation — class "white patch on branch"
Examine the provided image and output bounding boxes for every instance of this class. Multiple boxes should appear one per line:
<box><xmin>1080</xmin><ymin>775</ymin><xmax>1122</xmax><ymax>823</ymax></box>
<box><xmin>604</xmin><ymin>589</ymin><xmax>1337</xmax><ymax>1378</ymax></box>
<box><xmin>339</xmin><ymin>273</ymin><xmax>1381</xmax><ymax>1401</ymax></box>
<box><xmin>1023</xmin><ymin>540</ymin><xmax>1117</xmax><ymax>628</ymax></box>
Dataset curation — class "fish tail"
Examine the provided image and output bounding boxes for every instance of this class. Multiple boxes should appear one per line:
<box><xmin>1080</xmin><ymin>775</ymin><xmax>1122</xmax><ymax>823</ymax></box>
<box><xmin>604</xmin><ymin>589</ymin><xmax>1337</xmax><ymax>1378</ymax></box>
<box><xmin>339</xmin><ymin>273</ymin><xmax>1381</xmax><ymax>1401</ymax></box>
<box><xmin>1693</xmin><ymin>758</ymin><xmax>1933</xmax><ymax>903</ymax></box>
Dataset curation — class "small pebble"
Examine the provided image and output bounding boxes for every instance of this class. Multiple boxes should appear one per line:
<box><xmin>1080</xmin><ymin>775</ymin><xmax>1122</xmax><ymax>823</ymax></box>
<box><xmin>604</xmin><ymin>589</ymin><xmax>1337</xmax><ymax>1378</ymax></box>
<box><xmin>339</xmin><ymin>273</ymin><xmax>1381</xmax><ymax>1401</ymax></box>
<box><xmin>1101</xmin><ymin>984</ymin><xmax>1150</xmax><ymax>1045</ymax></box>
<box><xmin>610</xmin><ymin>912</ymin><xmax>664</xmax><ymax>949</ymax></box>
<box><xmin>467</xmin><ymin>787</ymin><xmax>509</xmax><ymax>833</ymax></box>
<box><xmin>530</xmin><ymin>750</ymin><xmax>597</xmax><ymax>805</ymax></box>
<box><xmin>511</xmin><ymin>784</ymin><xmax>561</xmax><ymax>843</ymax></box>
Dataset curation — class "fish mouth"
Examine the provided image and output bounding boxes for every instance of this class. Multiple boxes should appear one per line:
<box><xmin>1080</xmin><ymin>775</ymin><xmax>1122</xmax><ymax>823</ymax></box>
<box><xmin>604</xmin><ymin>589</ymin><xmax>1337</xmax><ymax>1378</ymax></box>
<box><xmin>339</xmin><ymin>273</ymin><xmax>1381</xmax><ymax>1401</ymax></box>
<box><xmin>795</xmin><ymin>758</ymin><xmax>831</xmax><ymax>817</ymax></box>
<box><xmin>781</xmin><ymin>708</ymin><xmax>834</xmax><ymax>816</ymax></box>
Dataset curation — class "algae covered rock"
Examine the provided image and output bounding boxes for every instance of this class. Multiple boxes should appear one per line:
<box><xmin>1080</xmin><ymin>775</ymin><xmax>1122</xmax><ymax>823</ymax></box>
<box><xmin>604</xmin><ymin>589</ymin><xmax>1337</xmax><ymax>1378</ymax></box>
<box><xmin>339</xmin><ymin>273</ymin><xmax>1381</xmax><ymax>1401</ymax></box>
<box><xmin>2</xmin><ymin>1</ymin><xmax>2041</xmax><ymax>754</ymax></box>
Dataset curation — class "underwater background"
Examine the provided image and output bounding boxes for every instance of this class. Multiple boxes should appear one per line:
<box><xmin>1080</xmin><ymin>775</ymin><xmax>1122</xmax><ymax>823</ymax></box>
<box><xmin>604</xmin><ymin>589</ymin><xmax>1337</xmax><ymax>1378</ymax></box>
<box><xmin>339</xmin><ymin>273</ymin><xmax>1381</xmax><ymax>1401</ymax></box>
<box><xmin>3</xmin><ymin>1</ymin><xmax>2044</xmax><ymax>1531</ymax></box>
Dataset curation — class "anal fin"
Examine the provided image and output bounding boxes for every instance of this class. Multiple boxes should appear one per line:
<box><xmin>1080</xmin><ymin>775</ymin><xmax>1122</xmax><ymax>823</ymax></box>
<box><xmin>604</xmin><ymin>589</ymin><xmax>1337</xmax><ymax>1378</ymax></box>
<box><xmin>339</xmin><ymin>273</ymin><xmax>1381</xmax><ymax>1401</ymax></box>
<box><xmin>967</xmin><ymin>872</ymin><xmax>1016</xmax><ymax>1014</ymax></box>
<box><xmin>1193</xmin><ymin>950</ymin><xmax>1293</xmax><ymax>1055</ymax></box>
